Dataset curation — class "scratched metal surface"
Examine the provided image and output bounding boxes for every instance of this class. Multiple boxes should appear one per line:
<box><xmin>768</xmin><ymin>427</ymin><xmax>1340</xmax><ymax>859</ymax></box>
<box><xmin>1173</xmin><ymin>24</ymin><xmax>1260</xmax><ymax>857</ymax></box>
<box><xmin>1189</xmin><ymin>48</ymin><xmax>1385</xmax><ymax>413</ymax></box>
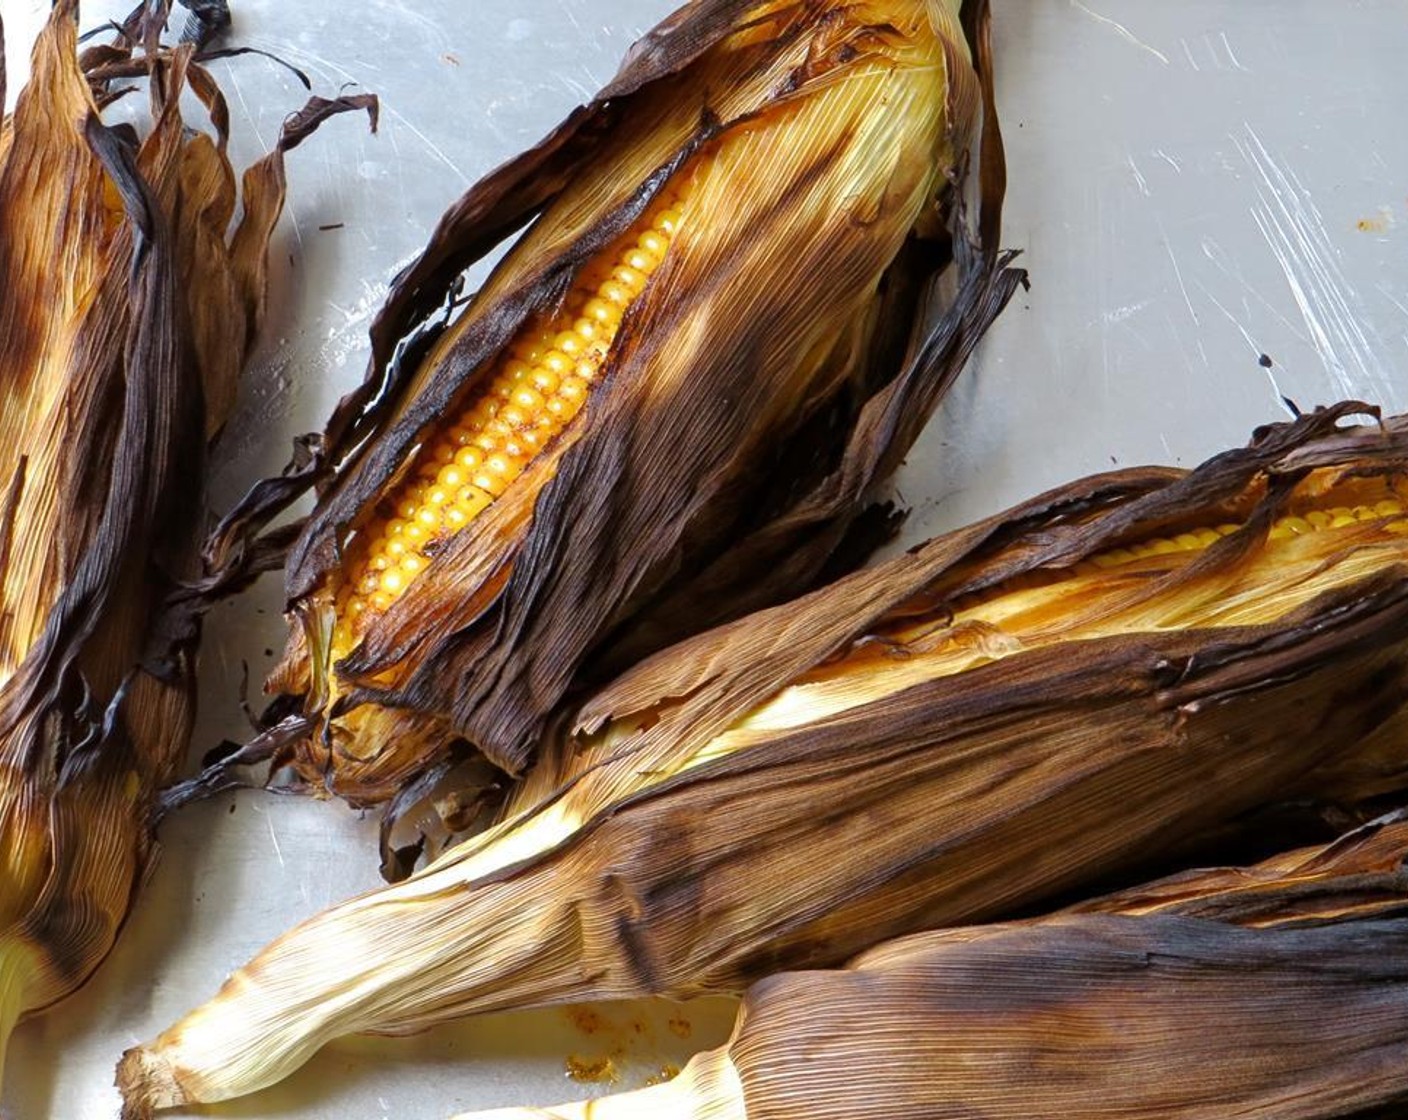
<box><xmin>1</xmin><ymin>1</ymin><xmax>1405</xmax><ymax>1118</ymax></box>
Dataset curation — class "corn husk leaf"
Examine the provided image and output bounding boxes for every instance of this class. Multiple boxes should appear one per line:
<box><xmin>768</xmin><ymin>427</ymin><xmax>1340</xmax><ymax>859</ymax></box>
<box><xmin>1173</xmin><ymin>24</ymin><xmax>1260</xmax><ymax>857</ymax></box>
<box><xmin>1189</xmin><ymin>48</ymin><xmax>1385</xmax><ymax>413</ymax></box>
<box><xmin>0</xmin><ymin>1</ymin><xmax>373</xmax><ymax>1087</ymax></box>
<box><xmin>196</xmin><ymin>0</ymin><xmax>1021</xmax><ymax>810</ymax></box>
<box><xmin>456</xmin><ymin>813</ymin><xmax>1408</xmax><ymax>1120</ymax></box>
<box><xmin>118</xmin><ymin>403</ymin><xmax>1408</xmax><ymax>1113</ymax></box>
<box><xmin>1071</xmin><ymin>806</ymin><xmax>1408</xmax><ymax>927</ymax></box>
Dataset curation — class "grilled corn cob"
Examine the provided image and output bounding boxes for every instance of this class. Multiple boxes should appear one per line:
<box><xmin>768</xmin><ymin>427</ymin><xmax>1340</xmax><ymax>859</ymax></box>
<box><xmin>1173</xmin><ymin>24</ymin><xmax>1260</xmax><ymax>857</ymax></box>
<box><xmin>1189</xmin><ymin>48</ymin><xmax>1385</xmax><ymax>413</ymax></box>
<box><xmin>453</xmin><ymin>813</ymin><xmax>1408</xmax><ymax>1120</ymax></box>
<box><xmin>118</xmin><ymin>403</ymin><xmax>1408</xmax><ymax>1113</ymax></box>
<box><xmin>207</xmin><ymin>0</ymin><xmax>1019</xmax><ymax>814</ymax></box>
<box><xmin>0</xmin><ymin>1</ymin><xmax>372</xmax><ymax>1089</ymax></box>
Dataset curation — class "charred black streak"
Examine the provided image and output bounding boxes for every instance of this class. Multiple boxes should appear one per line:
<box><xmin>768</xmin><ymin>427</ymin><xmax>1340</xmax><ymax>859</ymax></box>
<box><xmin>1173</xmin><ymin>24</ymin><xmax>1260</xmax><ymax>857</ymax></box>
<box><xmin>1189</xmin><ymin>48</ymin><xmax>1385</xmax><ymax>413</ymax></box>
<box><xmin>1152</xmin><ymin>654</ymin><xmax>1192</xmax><ymax>691</ymax></box>
<box><xmin>603</xmin><ymin>873</ymin><xmax>662</xmax><ymax>991</ymax></box>
<box><xmin>613</xmin><ymin>918</ymin><xmax>662</xmax><ymax>992</ymax></box>
<box><xmin>20</xmin><ymin>886</ymin><xmax>103</xmax><ymax>987</ymax></box>
<box><xmin>774</xmin><ymin>66</ymin><xmax>804</xmax><ymax>97</ymax></box>
<box><xmin>1348</xmin><ymin>659</ymin><xmax>1408</xmax><ymax>740</ymax></box>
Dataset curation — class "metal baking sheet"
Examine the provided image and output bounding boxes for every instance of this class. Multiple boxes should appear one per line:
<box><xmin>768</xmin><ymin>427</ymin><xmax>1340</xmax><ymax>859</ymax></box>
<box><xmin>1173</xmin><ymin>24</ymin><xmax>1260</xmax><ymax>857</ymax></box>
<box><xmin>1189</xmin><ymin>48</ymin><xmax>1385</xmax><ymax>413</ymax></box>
<box><xmin>2</xmin><ymin>1</ymin><xmax>1405</xmax><ymax>1117</ymax></box>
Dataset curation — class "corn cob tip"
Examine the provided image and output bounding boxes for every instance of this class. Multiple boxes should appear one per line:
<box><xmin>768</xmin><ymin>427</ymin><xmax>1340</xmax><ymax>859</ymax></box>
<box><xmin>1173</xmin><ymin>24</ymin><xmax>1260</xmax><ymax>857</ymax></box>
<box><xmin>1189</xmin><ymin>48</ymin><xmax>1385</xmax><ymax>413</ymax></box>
<box><xmin>115</xmin><ymin>1046</ymin><xmax>185</xmax><ymax>1119</ymax></box>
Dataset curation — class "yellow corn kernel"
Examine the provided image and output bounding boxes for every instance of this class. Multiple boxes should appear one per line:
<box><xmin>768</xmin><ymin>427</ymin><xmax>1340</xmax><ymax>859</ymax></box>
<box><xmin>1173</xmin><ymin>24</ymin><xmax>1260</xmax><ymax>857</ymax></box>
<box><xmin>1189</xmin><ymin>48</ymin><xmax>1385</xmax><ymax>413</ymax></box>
<box><xmin>553</xmin><ymin>331</ymin><xmax>585</xmax><ymax>358</ymax></box>
<box><xmin>581</xmin><ymin>298</ymin><xmax>619</xmax><ymax>328</ymax></box>
<box><xmin>1081</xmin><ymin>495</ymin><xmax>1405</xmax><ymax>577</ymax></box>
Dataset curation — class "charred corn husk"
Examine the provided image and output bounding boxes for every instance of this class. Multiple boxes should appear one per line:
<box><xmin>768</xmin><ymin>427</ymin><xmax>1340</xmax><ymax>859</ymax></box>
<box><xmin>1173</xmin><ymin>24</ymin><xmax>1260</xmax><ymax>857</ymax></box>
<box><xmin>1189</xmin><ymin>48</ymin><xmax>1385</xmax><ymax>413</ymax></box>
<box><xmin>0</xmin><ymin>1</ymin><xmax>373</xmax><ymax>1089</ymax></box>
<box><xmin>118</xmin><ymin>403</ymin><xmax>1408</xmax><ymax>1113</ymax></box>
<box><xmin>1069</xmin><ymin>808</ymin><xmax>1408</xmax><ymax>927</ymax></box>
<box><xmin>452</xmin><ymin>813</ymin><xmax>1408</xmax><ymax>1120</ymax></box>
<box><xmin>213</xmin><ymin>0</ymin><xmax>1019</xmax><ymax>808</ymax></box>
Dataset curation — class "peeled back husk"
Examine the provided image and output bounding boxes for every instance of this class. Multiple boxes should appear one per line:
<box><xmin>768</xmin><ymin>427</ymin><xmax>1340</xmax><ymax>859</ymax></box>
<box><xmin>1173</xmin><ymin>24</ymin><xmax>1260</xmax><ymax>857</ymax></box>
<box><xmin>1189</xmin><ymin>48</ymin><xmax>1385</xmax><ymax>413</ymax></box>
<box><xmin>453</xmin><ymin>812</ymin><xmax>1408</xmax><ymax>1120</ymax></box>
<box><xmin>207</xmin><ymin>0</ymin><xmax>1020</xmax><ymax>812</ymax></box>
<box><xmin>117</xmin><ymin>403</ymin><xmax>1408</xmax><ymax>1113</ymax></box>
<box><xmin>0</xmin><ymin>0</ymin><xmax>373</xmax><ymax>1089</ymax></box>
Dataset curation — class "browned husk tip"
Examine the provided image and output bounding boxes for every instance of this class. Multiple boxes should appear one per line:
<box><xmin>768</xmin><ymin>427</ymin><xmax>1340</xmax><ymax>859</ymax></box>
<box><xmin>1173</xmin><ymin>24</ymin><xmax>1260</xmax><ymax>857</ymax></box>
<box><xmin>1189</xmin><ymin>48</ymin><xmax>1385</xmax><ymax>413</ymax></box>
<box><xmin>116</xmin><ymin>1047</ymin><xmax>185</xmax><ymax>1120</ymax></box>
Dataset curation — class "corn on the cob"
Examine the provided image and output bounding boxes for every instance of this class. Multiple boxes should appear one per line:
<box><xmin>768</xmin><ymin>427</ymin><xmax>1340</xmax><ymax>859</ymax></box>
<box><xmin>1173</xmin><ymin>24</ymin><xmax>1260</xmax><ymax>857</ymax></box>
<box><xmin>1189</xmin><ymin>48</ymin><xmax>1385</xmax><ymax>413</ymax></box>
<box><xmin>452</xmin><ymin>813</ymin><xmax>1408</xmax><ymax>1120</ymax></box>
<box><xmin>201</xmin><ymin>0</ymin><xmax>1019</xmax><ymax>815</ymax></box>
<box><xmin>0</xmin><ymin>1</ymin><xmax>372</xmax><ymax>1090</ymax></box>
<box><xmin>118</xmin><ymin>403</ymin><xmax>1408</xmax><ymax>1114</ymax></box>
